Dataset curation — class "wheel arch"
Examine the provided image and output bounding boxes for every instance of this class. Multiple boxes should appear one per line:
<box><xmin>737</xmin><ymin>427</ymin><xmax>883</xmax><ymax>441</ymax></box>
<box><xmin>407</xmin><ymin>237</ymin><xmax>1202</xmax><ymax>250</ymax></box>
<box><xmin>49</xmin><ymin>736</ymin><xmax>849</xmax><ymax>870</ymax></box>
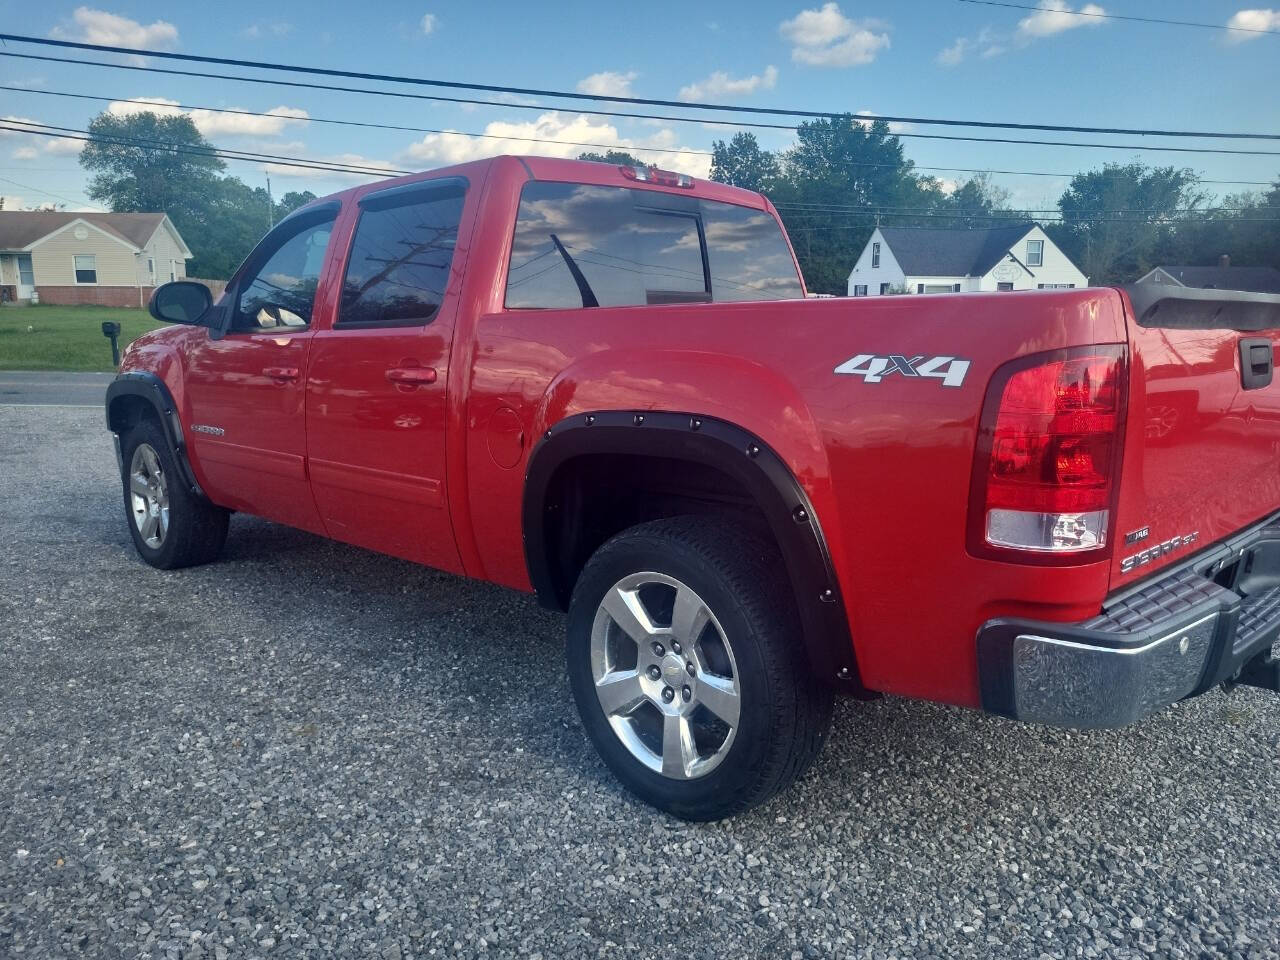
<box><xmin>105</xmin><ymin>372</ymin><xmax>207</xmax><ymax>500</ymax></box>
<box><xmin>523</xmin><ymin>410</ymin><xmax>863</xmax><ymax>689</ymax></box>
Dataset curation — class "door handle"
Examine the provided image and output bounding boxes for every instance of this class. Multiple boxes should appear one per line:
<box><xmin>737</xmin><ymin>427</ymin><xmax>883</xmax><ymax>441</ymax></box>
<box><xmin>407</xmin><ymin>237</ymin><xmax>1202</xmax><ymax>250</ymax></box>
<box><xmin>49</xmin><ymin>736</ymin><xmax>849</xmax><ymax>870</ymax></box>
<box><xmin>263</xmin><ymin>366</ymin><xmax>300</xmax><ymax>383</ymax></box>
<box><xmin>1240</xmin><ymin>338</ymin><xmax>1274</xmax><ymax>391</ymax></box>
<box><xmin>385</xmin><ymin>366</ymin><xmax>438</xmax><ymax>387</ymax></box>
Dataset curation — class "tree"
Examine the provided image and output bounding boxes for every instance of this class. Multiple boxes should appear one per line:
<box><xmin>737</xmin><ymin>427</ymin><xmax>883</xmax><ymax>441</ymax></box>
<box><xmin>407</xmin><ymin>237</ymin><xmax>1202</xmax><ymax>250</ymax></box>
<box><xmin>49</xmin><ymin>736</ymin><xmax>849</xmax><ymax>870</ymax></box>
<box><xmin>187</xmin><ymin>176</ymin><xmax>275</xmax><ymax>279</ymax></box>
<box><xmin>80</xmin><ymin>112</ymin><xmax>224</xmax><ymax>229</ymax></box>
<box><xmin>274</xmin><ymin>190</ymin><xmax>317</xmax><ymax>221</ymax></box>
<box><xmin>709</xmin><ymin>132</ymin><xmax>781</xmax><ymax>194</ymax></box>
<box><xmin>1046</xmin><ymin>163</ymin><xmax>1204</xmax><ymax>284</ymax></box>
<box><xmin>578</xmin><ymin>150</ymin><xmax>645</xmax><ymax>167</ymax></box>
<box><xmin>934</xmin><ymin>174</ymin><xmax>1015</xmax><ymax>228</ymax></box>
<box><xmin>773</xmin><ymin>116</ymin><xmax>935</xmax><ymax>295</ymax></box>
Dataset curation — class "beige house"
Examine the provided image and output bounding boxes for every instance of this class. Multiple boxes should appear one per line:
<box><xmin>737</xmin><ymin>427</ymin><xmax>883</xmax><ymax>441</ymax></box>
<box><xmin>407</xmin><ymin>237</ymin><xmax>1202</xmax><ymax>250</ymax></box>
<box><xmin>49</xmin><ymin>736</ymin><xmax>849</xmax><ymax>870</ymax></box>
<box><xmin>0</xmin><ymin>211</ymin><xmax>192</xmax><ymax>307</ymax></box>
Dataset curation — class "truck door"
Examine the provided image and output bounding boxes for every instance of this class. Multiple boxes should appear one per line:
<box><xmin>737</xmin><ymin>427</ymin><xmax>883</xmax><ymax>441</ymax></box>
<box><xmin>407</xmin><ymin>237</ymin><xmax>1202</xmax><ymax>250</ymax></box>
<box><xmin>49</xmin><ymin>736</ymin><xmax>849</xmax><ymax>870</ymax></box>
<box><xmin>304</xmin><ymin>177</ymin><xmax>470</xmax><ymax>573</ymax></box>
<box><xmin>181</xmin><ymin>204</ymin><xmax>339</xmax><ymax>533</ymax></box>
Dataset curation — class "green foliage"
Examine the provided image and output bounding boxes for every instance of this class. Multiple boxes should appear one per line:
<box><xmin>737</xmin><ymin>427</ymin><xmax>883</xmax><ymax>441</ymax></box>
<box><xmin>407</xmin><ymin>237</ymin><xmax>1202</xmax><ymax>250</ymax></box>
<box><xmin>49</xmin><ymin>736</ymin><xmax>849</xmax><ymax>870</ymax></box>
<box><xmin>275</xmin><ymin>190</ymin><xmax>317</xmax><ymax>219</ymax></box>
<box><xmin>82</xmin><ymin>112</ymin><xmax>225</xmax><ymax>230</ymax></box>
<box><xmin>710</xmin><ymin>133</ymin><xmax>781</xmax><ymax>194</ymax></box>
<box><xmin>578</xmin><ymin>150</ymin><xmax>646</xmax><ymax>167</ymax></box>
<box><xmin>1046</xmin><ymin>163</ymin><xmax>1205</xmax><ymax>284</ymax></box>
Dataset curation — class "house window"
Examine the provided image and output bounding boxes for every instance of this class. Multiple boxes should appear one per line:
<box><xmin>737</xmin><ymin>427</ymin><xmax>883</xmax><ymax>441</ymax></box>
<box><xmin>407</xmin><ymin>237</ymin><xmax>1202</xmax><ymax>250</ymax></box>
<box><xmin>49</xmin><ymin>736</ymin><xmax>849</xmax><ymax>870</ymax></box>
<box><xmin>1026</xmin><ymin>239</ymin><xmax>1044</xmax><ymax>267</ymax></box>
<box><xmin>1037</xmin><ymin>283</ymin><xmax>1074</xmax><ymax>289</ymax></box>
<box><xmin>853</xmin><ymin>284</ymin><xmax>868</xmax><ymax>297</ymax></box>
<box><xmin>922</xmin><ymin>284</ymin><xmax>954</xmax><ymax>294</ymax></box>
<box><xmin>73</xmin><ymin>255</ymin><xmax>97</xmax><ymax>284</ymax></box>
<box><xmin>170</xmin><ymin>260</ymin><xmax>178</xmax><ymax>282</ymax></box>
<box><xmin>879</xmin><ymin>282</ymin><xmax>890</xmax><ymax>295</ymax></box>
<box><xmin>871</xmin><ymin>242</ymin><xmax>880</xmax><ymax>269</ymax></box>
<box><xmin>997</xmin><ymin>282</ymin><xmax>1015</xmax><ymax>291</ymax></box>
<box><xmin>17</xmin><ymin>255</ymin><xmax>34</xmax><ymax>286</ymax></box>
<box><xmin>147</xmin><ymin>258</ymin><xmax>154</xmax><ymax>276</ymax></box>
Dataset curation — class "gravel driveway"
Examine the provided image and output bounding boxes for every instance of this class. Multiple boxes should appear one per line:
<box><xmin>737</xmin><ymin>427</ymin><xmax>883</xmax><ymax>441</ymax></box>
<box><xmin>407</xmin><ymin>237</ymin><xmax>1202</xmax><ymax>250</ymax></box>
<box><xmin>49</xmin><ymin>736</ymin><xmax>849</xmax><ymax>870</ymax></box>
<box><xmin>2</xmin><ymin>404</ymin><xmax>1278</xmax><ymax>960</ymax></box>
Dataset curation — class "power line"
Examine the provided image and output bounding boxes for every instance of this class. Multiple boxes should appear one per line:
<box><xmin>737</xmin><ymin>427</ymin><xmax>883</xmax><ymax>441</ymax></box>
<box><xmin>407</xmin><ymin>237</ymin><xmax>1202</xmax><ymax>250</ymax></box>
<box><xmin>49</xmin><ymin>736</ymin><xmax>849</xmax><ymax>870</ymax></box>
<box><xmin>956</xmin><ymin>0</ymin><xmax>1280</xmax><ymax>36</ymax></box>
<box><xmin>0</xmin><ymin>84</ymin><xmax>715</xmax><ymax>160</ymax></box>
<box><xmin>0</xmin><ymin>173</ymin><xmax>102</xmax><ymax>209</ymax></box>
<box><xmin>7</xmin><ymin>50</ymin><xmax>1280</xmax><ymax>159</ymax></box>
<box><xmin>0</xmin><ymin>122</ymin><xmax>410</xmax><ymax>178</ymax></box>
<box><xmin>5</xmin><ymin>84</ymin><xmax>1275</xmax><ymax>188</ymax></box>
<box><xmin>0</xmin><ymin>32</ymin><xmax>1276</xmax><ymax>141</ymax></box>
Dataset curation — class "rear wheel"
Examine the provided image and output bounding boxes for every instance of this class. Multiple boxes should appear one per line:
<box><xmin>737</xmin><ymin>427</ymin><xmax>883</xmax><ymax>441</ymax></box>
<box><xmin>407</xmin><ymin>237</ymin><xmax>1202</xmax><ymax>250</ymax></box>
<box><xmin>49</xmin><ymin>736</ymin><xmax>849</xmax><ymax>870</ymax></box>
<box><xmin>567</xmin><ymin>517</ymin><xmax>833</xmax><ymax>820</ymax></box>
<box><xmin>119</xmin><ymin>416</ymin><xmax>229</xmax><ymax>569</ymax></box>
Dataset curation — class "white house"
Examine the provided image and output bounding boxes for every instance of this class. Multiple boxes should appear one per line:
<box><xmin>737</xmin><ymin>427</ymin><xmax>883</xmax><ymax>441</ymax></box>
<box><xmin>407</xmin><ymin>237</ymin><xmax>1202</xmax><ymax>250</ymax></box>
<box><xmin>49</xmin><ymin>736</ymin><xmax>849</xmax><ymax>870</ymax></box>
<box><xmin>1135</xmin><ymin>257</ymin><xmax>1280</xmax><ymax>294</ymax></box>
<box><xmin>846</xmin><ymin>223</ymin><xmax>1087</xmax><ymax>296</ymax></box>
<box><xmin>0</xmin><ymin>211</ymin><xmax>192</xmax><ymax>307</ymax></box>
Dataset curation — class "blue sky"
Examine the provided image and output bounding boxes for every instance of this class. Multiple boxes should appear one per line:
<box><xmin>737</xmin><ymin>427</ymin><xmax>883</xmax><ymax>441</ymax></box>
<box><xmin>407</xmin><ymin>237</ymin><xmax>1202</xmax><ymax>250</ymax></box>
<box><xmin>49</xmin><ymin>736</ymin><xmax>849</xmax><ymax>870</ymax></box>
<box><xmin>1</xmin><ymin>1</ymin><xmax>1277</xmax><ymax>213</ymax></box>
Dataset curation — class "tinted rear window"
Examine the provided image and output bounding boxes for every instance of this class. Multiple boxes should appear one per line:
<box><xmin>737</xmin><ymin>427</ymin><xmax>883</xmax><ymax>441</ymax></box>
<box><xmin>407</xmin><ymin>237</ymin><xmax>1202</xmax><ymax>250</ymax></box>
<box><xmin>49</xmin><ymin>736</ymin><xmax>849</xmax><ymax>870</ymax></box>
<box><xmin>505</xmin><ymin>182</ymin><xmax>802</xmax><ymax>309</ymax></box>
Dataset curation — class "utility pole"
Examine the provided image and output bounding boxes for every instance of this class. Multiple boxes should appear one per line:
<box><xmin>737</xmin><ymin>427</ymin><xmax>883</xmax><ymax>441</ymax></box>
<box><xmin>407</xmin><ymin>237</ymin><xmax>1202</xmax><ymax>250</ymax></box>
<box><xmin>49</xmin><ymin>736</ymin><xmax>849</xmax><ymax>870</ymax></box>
<box><xmin>266</xmin><ymin>172</ymin><xmax>274</xmax><ymax>228</ymax></box>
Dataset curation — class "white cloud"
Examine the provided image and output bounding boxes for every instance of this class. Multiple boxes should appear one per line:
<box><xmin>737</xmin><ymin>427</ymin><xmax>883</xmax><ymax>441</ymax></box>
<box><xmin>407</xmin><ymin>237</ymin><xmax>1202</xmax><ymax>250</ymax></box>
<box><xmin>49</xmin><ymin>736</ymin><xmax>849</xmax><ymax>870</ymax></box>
<box><xmin>576</xmin><ymin>71</ymin><xmax>638</xmax><ymax>97</ymax></box>
<box><xmin>50</xmin><ymin>7</ymin><xmax>178</xmax><ymax>50</ymax></box>
<box><xmin>1015</xmin><ymin>1</ymin><xmax>1106</xmax><ymax>40</ymax></box>
<box><xmin>0</xmin><ymin>116</ymin><xmax>83</xmax><ymax>156</ymax></box>
<box><xmin>420</xmin><ymin>13</ymin><xmax>438</xmax><ymax>35</ymax></box>
<box><xmin>0</xmin><ymin>195</ymin><xmax>25</xmax><ymax>209</ymax></box>
<box><xmin>678</xmin><ymin>65</ymin><xmax>778</xmax><ymax>101</ymax></box>
<box><xmin>401</xmin><ymin>111</ymin><xmax>710</xmax><ymax>178</ymax></box>
<box><xmin>1225</xmin><ymin>8</ymin><xmax>1280</xmax><ymax>42</ymax></box>
<box><xmin>12</xmin><ymin>146</ymin><xmax>39</xmax><ymax>160</ymax></box>
<box><xmin>244</xmin><ymin>22</ymin><xmax>293</xmax><ymax>39</ymax></box>
<box><xmin>937</xmin><ymin>36</ymin><xmax>969</xmax><ymax>65</ymax></box>
<box><xmin>779</xmin><ymin>3</ymin><xmax>890</xmax><ymax>67</ymax></box>
<box><xmin>265</xmin><ymin>152</ymin><xmax>398</xmax><ymax>182</ymax></box>
<box><xmin>106</xmin><ymin>97</ymin><xmax>309</xmax><ymax>137</ymax></box>
<box><xmin>853</xmin><ymin>110</ymin><xmax>911</xmax><ymax>135</ymax></box>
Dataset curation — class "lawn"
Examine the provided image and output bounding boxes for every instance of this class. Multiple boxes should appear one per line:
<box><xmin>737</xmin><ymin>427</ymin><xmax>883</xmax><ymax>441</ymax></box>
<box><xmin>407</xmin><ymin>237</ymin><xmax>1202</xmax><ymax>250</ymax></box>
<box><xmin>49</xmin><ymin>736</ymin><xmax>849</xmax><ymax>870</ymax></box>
<box><xmin>0</xmin><ymin>305</ymin><xmax>165</xmax><ymax>372</ymax></box>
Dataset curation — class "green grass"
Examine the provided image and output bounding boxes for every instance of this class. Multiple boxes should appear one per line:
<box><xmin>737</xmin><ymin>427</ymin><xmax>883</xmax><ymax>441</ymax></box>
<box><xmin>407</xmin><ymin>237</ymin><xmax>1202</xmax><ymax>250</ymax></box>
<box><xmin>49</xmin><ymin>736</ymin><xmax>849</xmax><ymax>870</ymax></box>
<box><xmin>0</xmin><ymin>304</ymin><xmax>165</xmax><ymax>372</ymax></box>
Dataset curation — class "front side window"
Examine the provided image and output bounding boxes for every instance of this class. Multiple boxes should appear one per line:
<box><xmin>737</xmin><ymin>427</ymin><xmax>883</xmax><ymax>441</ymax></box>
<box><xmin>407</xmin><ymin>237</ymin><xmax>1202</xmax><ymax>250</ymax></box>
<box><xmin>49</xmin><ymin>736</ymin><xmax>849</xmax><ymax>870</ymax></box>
<box><xmin>505</xmin><ymin>182</ymin><xmax>802</xmax><ymax>309</ymax></box>
<box><xmin>879</xmin><ymin>282</ymin><xmax>890</xmax><ymax>295</ymax></box>
<box><xmin>853</xmin><ymin>284</ymin><xmax>868</xmax><ymax>297</ymax></box>
<box><xmin>234</xmin><ymin>213</ymin><xmax>335</xmax><ymax>331</ymax></box>
<box><xmin>1026</xmin><ymin>239</ymin><xmax>1044</xmax><ymax>267</ymax></box>
<box><xmin>339</xmin><ymin>184</ymin><xmax>465</xmax><ymax>327</ymax></box>
<box><xmin>871</xmin><ymin>242</ymin><xmax>880</xmax><ymax>268</ymax></box>
<box><xmin>74</xmin><ymin>255</ymin><xmax>96</xmax><ymax>284</ymax></box>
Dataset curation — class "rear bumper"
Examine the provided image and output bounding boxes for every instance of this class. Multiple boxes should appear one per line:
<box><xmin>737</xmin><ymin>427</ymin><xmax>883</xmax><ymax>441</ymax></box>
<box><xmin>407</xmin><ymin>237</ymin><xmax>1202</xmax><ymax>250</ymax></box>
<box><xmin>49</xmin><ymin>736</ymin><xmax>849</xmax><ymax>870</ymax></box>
<box><xmin>978</xmin><ymin>512</ymin><xmax>1280</xmax><ymax>728</ymax></box>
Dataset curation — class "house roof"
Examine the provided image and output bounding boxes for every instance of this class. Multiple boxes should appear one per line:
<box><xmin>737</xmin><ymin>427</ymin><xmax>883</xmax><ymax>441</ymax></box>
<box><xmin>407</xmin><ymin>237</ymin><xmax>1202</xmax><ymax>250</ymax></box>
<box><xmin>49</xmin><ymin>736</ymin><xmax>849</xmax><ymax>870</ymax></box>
<box><xmin>0</xmin><ymin>211</ymin><xmax>171</xmax><ymax>251</ymax></box>
<box><xmin>876</xmin><ymin>223</ymin><xmax>1038</xmax><ymax>277</ymax></box>
<box><xmin>1147</xmin><ymin>264</ymin><xmax>1280</xmax><ymax>294</ymax></box>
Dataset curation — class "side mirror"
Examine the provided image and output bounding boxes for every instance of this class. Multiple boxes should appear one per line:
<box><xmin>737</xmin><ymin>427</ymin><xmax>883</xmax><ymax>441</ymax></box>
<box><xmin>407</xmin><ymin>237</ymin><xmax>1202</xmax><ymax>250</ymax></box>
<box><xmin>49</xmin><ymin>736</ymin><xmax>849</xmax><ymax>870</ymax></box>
<box><xmin>149</xmin><ymin>281</ymin><xmax>213</xmax><ymax>325</ymax></box>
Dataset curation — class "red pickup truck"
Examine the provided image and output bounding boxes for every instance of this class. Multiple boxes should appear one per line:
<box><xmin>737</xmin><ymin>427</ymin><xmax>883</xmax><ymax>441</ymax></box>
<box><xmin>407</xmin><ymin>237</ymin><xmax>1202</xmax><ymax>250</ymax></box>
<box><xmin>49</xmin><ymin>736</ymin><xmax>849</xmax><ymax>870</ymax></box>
<box><xmin>107</xmin><ymin>156</ymin><xmax>1280</xmax><ymax>820</ymax></box>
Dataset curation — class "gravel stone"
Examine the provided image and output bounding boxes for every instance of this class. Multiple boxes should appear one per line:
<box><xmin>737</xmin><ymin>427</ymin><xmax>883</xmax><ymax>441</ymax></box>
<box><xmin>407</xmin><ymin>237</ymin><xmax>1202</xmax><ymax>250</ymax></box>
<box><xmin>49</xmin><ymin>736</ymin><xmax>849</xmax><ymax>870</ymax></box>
<box><xmin>1</xmin><ymin>405</ymin><xmax>1279</xmax><ymax>959</ymax></box>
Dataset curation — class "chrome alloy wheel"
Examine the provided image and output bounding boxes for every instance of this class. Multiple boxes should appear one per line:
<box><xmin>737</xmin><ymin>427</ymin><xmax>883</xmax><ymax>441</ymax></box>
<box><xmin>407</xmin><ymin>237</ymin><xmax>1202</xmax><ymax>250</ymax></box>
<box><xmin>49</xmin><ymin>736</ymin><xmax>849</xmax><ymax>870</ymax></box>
<box><xmin>590</xmin><ymin>572</ymin><xmax>741</xmax><ymax>780</ymax></box>
<box><xmin>128</xmin><ymin>443</ymin><xmax>170</xmax><ymax>549</ymax></box>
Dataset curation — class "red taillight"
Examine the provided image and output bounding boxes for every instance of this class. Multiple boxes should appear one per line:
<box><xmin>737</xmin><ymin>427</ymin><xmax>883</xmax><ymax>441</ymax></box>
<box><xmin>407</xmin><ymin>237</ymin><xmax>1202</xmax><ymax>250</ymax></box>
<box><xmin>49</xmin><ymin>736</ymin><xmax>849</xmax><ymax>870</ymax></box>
<box><xmin>969</xmin><ymin>345</ymin><xmax>1127</xmax><ymax>559</ymax></box>
<box><xmin>620</xmin><ymin>165</ymin><xmax>694</xmax><ymax>188</ymax></box>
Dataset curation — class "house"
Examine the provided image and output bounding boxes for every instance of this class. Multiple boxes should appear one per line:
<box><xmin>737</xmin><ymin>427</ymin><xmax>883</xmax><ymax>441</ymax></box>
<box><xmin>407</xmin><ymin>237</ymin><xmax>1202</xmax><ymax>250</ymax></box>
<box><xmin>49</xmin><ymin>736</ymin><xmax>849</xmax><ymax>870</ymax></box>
<box><xmin>1135</xmin><ymin>257</ymin><xmax>1280</xmax><ymax>294</ymax></box>
<box><xmin>0</xmin><ymin>211</ymin><xmax>193</xmax><ymax>307</ymax></box>
<box><xmin>846</xmin><ymin>222</ymin><xmax>1087</xmax><ymax>297</ymax></box>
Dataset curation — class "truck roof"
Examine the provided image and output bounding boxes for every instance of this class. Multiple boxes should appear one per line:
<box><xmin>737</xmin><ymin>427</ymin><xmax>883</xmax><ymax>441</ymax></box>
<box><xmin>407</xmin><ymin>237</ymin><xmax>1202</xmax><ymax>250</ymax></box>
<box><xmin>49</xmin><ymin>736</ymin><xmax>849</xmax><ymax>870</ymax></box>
<box><xmin>310</xmin><ymin>155</ymin><xmax>771</xmax><ymax>212</ymax></box>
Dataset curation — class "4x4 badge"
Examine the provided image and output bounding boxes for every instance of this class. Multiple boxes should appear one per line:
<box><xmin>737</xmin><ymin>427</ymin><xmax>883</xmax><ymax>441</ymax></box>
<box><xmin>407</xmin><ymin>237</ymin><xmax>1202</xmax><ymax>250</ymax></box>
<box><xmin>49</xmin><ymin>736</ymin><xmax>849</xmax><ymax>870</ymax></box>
<box><xmin>834</xmin><ymin>354</ymin><xmax>971</xmax><ymax>387</ymax></box>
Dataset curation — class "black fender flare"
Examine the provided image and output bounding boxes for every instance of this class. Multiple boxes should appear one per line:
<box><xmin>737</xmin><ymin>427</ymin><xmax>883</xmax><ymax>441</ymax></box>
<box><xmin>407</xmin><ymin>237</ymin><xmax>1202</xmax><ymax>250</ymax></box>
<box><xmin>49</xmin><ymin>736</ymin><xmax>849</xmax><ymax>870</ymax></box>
<box><xmin>522</xmin><ymin>410</ymin><xmax>862</xmax><ymax>687</ymax></box>
<box><xmin>104</xmin><ymin>372</ymin><xmax>207</xmax><ymax>500</ymax></box>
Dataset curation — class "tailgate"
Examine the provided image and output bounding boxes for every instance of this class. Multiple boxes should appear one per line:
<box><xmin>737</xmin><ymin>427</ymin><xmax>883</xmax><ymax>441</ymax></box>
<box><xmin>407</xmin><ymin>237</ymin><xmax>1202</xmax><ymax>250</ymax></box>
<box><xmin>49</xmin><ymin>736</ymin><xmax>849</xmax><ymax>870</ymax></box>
<box><xmin>1113</xmin><ymin>285</ymin><xmax>1280</xmax><ymax>585</ymax></box>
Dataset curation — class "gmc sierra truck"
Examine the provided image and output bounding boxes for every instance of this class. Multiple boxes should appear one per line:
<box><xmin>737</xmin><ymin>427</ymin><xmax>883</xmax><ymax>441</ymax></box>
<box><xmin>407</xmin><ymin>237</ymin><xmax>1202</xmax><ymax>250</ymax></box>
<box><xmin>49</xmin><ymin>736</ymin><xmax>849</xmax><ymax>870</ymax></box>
<box><xmin>106</xmin><ymin>156</ymin><xmax>1280</xmax><ymax>820</ymax></box>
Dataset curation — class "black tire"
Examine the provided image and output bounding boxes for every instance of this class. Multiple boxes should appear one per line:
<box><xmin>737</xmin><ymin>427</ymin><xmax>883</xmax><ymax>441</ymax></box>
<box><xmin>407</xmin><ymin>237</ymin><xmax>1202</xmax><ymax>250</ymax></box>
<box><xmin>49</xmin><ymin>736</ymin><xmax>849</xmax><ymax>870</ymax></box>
<box><xmin>567</xmin><ymin>517</ymin><xmax>834</xmax><ymax>820</ymax></box>
<box><xmin>119</xmin><ymin>415</ymin><xmax>229</xmax><ymax>569</ymax></box>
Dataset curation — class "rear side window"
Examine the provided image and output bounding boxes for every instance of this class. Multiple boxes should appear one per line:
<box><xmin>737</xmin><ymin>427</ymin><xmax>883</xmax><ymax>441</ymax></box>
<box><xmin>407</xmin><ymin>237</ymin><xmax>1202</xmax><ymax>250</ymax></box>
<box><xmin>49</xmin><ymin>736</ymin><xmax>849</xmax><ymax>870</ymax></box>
<box><xmin>505</xmin><ymin>182</ymin><xmax>802</xmax><ymax>309</ymax></box>
<box><xmin>339</xmin><ymin>182</ymin><xmax>465</xmax><ymax>327</ymax></box>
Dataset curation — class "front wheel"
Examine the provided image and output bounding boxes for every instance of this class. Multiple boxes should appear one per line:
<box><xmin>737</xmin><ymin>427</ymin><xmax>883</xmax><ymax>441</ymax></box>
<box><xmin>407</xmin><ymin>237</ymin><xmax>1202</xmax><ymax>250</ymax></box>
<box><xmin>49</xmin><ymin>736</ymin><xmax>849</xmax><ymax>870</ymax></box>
<box><xmin>566</xmin><ymin>518</ymin><xmax>834</xmax><ymax>820</ymax></box>
<box><xmin>119</xmin><ymin>416</ymin><xmax>229</xmax><ymax>569</ymax></box>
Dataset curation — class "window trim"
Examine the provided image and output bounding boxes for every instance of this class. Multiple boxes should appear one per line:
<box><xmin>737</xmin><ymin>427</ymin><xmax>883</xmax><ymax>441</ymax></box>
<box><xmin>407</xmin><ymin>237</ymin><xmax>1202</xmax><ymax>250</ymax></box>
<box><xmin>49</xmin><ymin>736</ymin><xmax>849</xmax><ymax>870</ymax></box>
<box><xmin>853</xmin><ymin>284</ymin><xmax>868</xmax><ymax>297</ymax></box>
<box><xmin>335</xmin><ymin>177</ymin><xmax>468</xmax><ymax>330</ymax></box>
<box><xmin>503</xmin><ymin>181</ymin><xmax>799</xmax><ymax>310</ymax></box>
<box><xmin>73</xmin><ymin>254</ymin><xmax>97</xmax><ymax>285</ymax></box>
<box><xmin>1026</xmin><ymin>238</ymin><xmax>1044</xmax><ymax>268</ymax></box>
<box><xmin>871</xmin><ymin>242</ymin><xmax>880</xmax><ymax>269</ymax></box>
<box><xmin>879</xmin><ymin>282</ymin><xmax>890</xmax><ymax>295</ymax></box>
<box><xmin>224</xmin><ymin>202</ymin><xmax>340</xmax><ymax>336</ymax></box>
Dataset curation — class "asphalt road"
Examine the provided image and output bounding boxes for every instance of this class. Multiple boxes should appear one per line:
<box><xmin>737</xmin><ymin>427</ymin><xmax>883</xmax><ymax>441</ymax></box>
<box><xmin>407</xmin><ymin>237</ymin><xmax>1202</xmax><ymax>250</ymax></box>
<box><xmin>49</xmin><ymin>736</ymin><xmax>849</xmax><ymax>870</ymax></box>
<box><xmin>2</xmin><ymin>403</ymin><xmax>1279</xmax><ymax>960</ymax></box>
<box><xmin>0</xmin><ymin>370</ymin><xmax>114</xmax><ymax>407</ymax></box>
